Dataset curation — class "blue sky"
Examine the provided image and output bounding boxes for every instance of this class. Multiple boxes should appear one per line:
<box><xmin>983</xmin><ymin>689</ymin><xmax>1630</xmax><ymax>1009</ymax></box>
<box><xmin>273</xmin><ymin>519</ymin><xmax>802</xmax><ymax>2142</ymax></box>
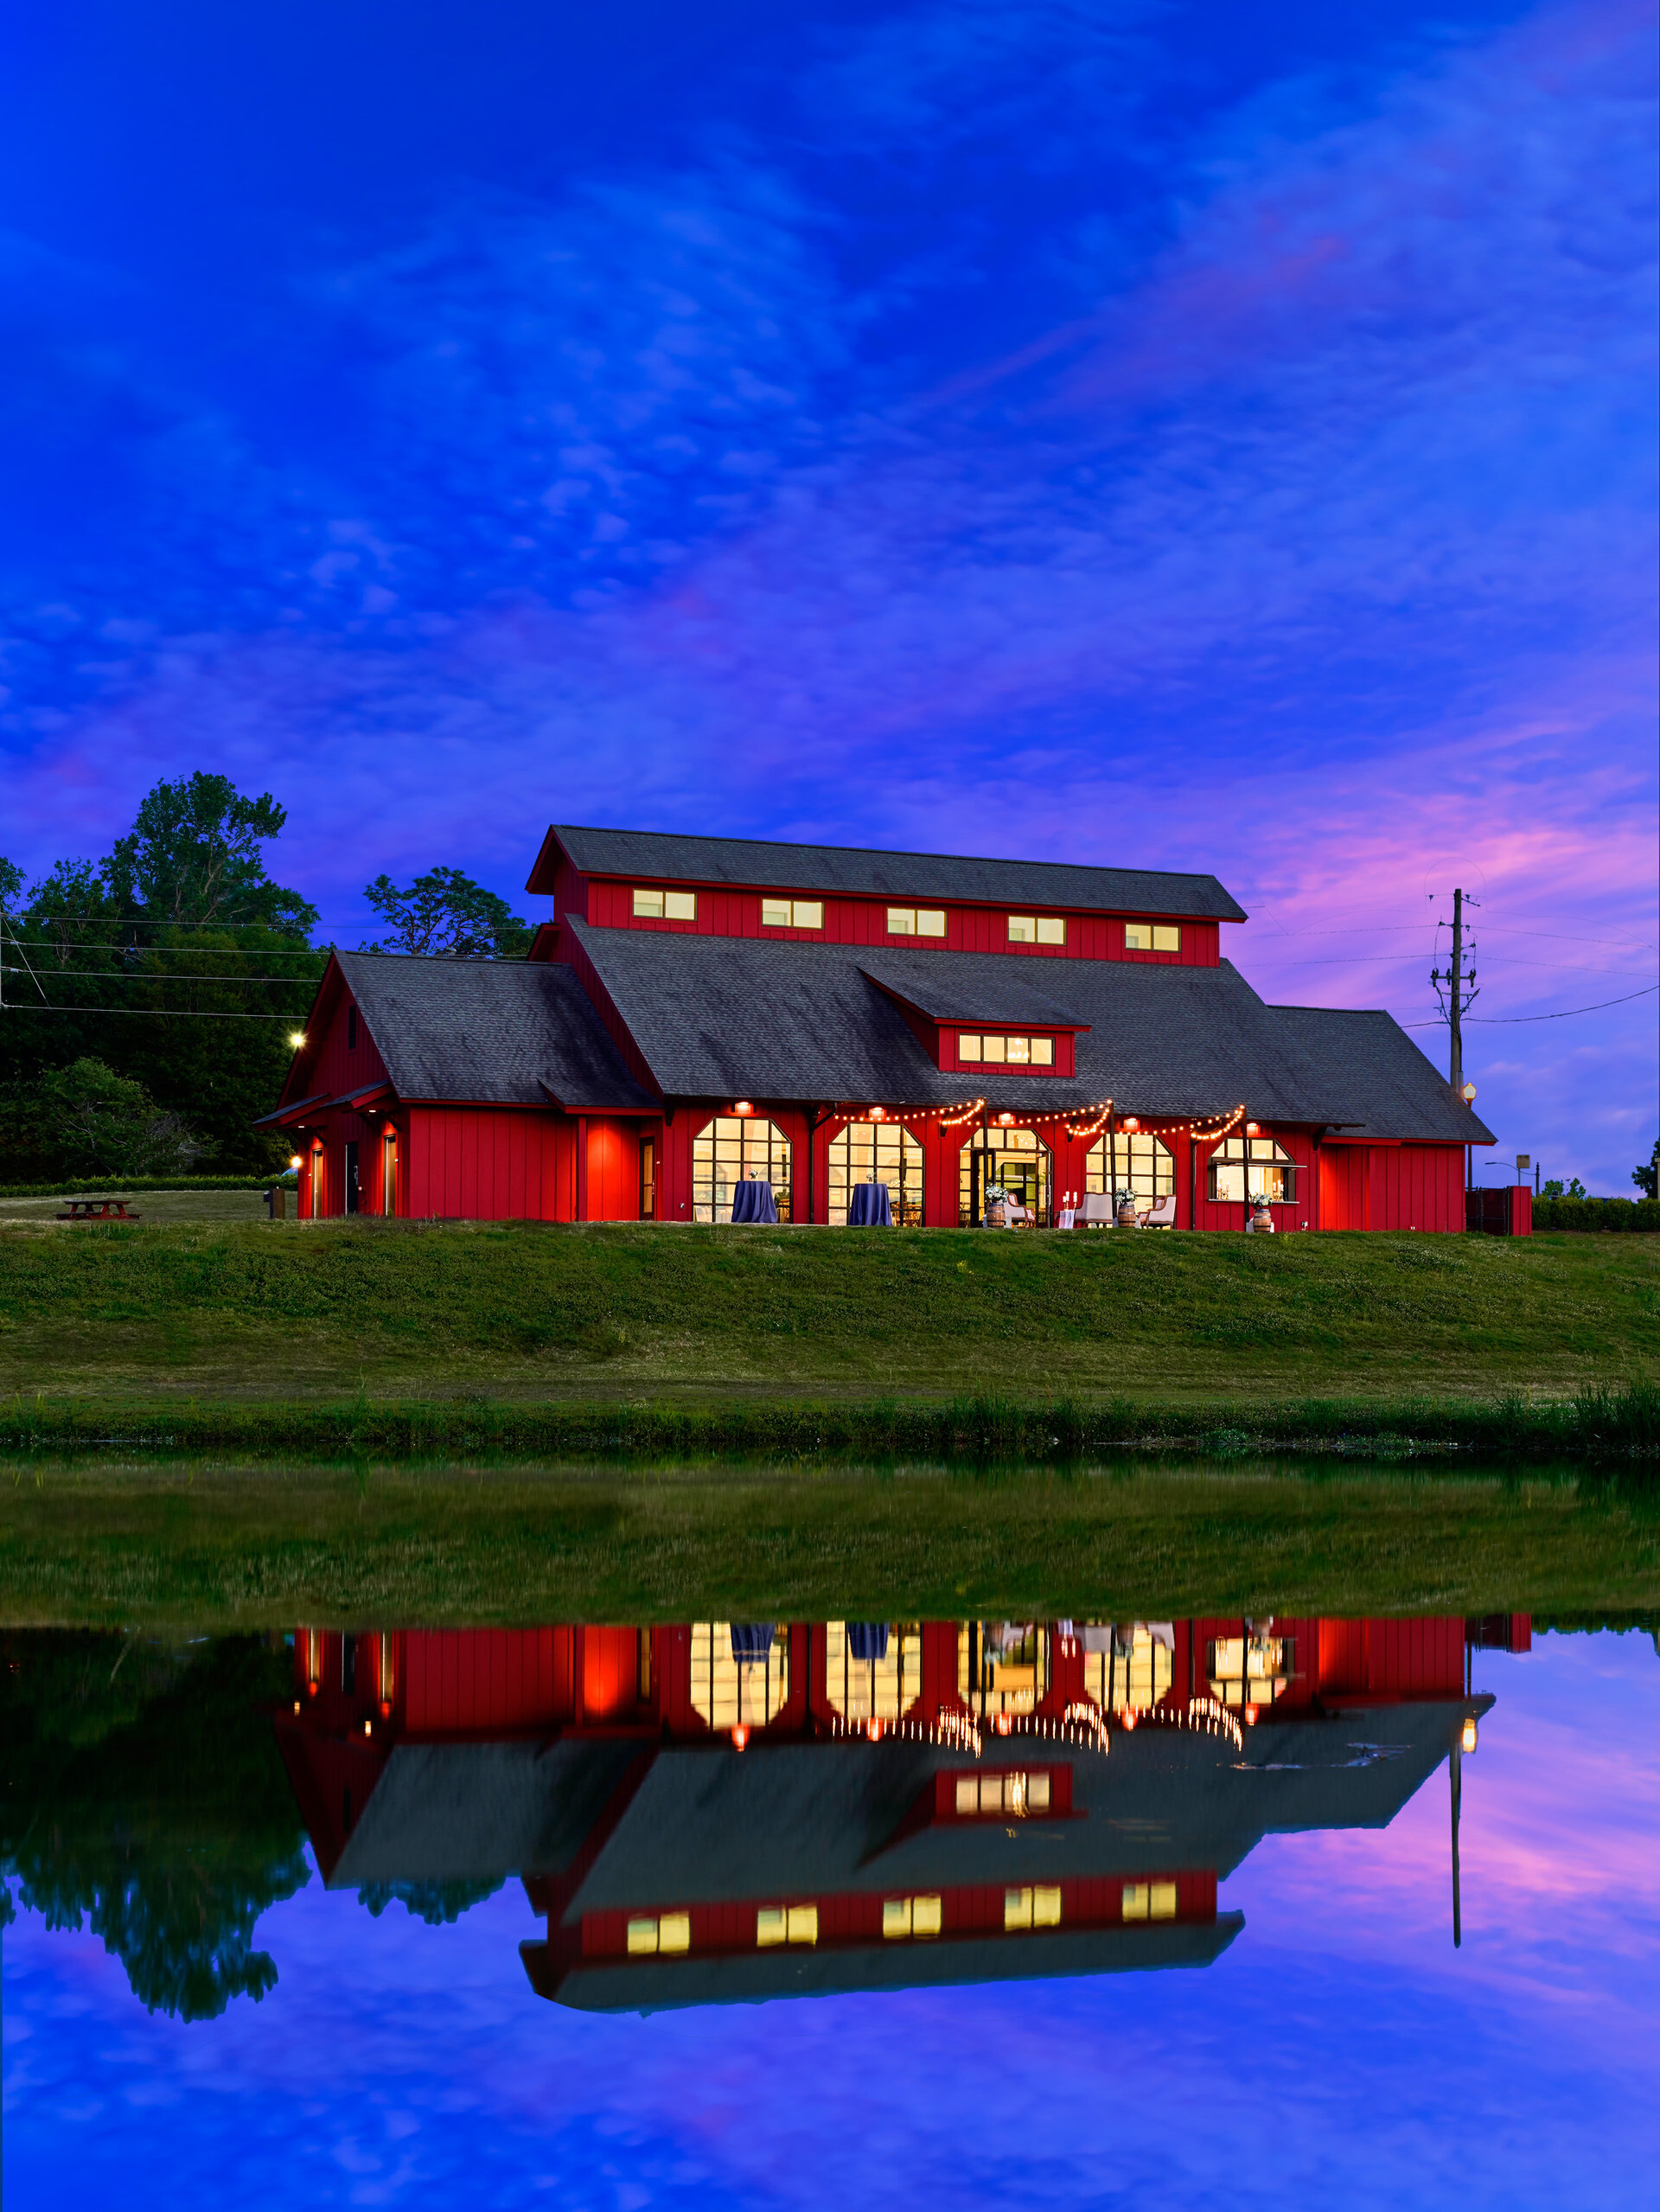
<box><xmin>0</xmin><ymin>0</ymin><xmax>1654</xmax><ymax>1186</ymax></box>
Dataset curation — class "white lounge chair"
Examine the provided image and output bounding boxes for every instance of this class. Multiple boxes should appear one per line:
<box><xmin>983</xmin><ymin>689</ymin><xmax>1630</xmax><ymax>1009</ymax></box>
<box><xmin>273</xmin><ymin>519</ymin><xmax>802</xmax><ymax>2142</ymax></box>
<box><xmin>1137</xmin><ymin>1193</ymin><xmax>1177</xmax><ymax>1229</ymax></box>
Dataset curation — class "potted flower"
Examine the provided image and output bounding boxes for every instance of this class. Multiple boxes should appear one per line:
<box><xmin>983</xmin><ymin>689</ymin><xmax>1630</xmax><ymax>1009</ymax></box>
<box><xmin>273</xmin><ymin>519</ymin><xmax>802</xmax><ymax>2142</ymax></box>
<box><xmin>984</xmin><ymin>1180</ymin><xmax>1009</xmax><ymax>1229</ymax></box>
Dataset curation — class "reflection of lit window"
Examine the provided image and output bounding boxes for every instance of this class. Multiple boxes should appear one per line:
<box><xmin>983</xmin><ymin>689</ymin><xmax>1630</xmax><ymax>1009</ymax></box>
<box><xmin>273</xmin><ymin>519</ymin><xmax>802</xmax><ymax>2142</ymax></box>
<box><xmin>1124</xmin><ymin>923</ymin><xmax>1180</xmax><ymax>952</ymax></box>
<box><xmin>690</xmin><ymin>1623</ymin><xmax>790</xmax><ymax>1729</ymax></box>
<box><xmin>960</xmin><ymin>1622</ymin><xmax>1050</xmax><ymax>1715</ymax></box>
<box><xmin>887</xmin><ymin>907</ymin><xmax>947</xmax><ymax>937</ymax></box>
<box><xmin>1207</xmin><ymin>1633</ymin><xmax>1293</xmax><ymax>1708</ymax></box>
<box><xmin>1079</xmin><ymin>1623</ymin><xmax>1173</xmax><ymax>1714</ymax></box>
<box><xmin>303</xmin><ymin>1628</ymin><xmax>322</xmax><ymax>1691</ymax></box>
<box><xmin>826</xmin><ymin>1128</ymin><xmax>924</xmax><ymax>1227</ymax></box>
<box><xmin>884</xmin><ymin>1894</ymin><xmax>942</xmax><ymax>1940</ymax></box>
<box><xmin>761</xmin><ymin>898</ymin><xmax>823</xmax><ymax>930</ymax></box>
<box><xmin>823</xmin><ymin>1621</ymin><xmax>923</xmax><ymax>1717</ymax></box>
<box><xmin>377</xmin><ymin>1635</ymin><xmax>395</xmax><ymax>1704</ymax></box>
<box><xmin>1005</xmin><ymin>1885</ymin><xmax>1063</xmax><ymax>1929</ymax></box>
<box><xmin>954</xmin><ymin>1770</ymin><xmax>1051</xmax><ymax>1818</ymax></box>
<box><xmin>1122</xmin><ymin>1882</ymin><xmax>1177</xmax><ymax>1921</ymax></box>
<box><xmin>627</xmin><ymin>1913</ymin><xmax>691</xmax><ymax>1955</ymax></box>
<box><xmin>757</xmin><ymin>1905</ymin><xmax>818</xmax><ymax>1947</ymax></box>
<box><xmin>692</xmin><ymin>1116</ymin><xmax>793</xmax><ymax>1223</ymax></box>
<box><xmin>1209</xmin><ymin>1135</ymin><xmax>1297</xmax><ymax>1205</ymax></box>
<box><xmin>633</xmin><ymin>887</ymin><xmax>697</xmax><ymax>920</ymax></box>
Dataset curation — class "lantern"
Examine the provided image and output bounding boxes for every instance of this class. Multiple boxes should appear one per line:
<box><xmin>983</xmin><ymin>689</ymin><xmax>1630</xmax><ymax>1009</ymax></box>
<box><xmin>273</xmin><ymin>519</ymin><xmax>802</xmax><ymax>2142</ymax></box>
<box><xmin>1461</xmin><ymin>1717</ymin><xmax>1478</xmax><ymax>1755</ymax></box>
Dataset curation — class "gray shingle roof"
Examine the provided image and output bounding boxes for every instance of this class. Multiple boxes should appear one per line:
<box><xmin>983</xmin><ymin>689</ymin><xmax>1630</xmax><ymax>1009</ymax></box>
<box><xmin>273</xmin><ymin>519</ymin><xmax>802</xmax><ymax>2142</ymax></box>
<box><xmin>539</xmin><ymin>824</ymin><xmax>1247</xmax><ymax>921</ymax></box>
<box><xmin>334</xmin><ymin>951</ymin><xmax>658</xmax><ymax>1111</ymax></box>
<box><xmin>857</xmin><ymin>952</ymin><xmax>1092</xmax><ymax>1027</ymax></box>
<box><xmin>1269</xmin><ymin>1006</ymin><xmax>1494</xmax><ymax>1144</ymax></box>
<box><xmin>570</xmin><ymin>920</ymin><xmax>1414</xmax><ymax>1122</ymax></box>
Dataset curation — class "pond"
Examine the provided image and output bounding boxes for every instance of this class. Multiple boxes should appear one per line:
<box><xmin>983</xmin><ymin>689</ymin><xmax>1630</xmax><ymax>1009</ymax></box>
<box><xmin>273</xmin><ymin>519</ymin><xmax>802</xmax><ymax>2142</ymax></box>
<box><xmin>3</xmin><ymin>1608</ymin><xmax>1657</xmax><ymax>2208</ymax></box>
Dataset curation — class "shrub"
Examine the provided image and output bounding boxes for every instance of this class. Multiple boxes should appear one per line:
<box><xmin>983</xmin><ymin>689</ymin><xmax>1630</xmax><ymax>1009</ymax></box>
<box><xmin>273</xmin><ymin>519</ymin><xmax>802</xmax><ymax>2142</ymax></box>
<box><xmin>1532</xmin><ymin>1195</ymin><xmax>1660</xmax><ymax>1232</ymax></box>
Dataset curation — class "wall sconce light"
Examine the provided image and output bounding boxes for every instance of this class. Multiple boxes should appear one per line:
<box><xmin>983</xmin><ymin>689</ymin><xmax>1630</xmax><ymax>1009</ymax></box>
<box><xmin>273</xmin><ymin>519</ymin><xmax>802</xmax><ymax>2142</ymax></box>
<box><xmin>1245</xmin><ymin>1121</ymin><xmax>1261</xmax><ymax>1137</ymax></box>
<box><xmin>1121</xmin><ymin>1116</ymin><xmax>1140</xmax><ymax>1133</ymax></box>
<box><xmin>289</xmin><ymin>1154</ymin><xmax>302</xmax><ymax>1171</ymax></box>
<box><xmin>998</xmin><ymin>1111</ymin><xmax>1015</xmax><ymax>1127</ymax></box>
<box><xmin>868</xmin><ymin>1105</ymin><xmax>886</xmax><ymax>1121</ymax></box>
<box><xmin>733</xmin><ymin>1101</ymin><xmax>754</xmax><ymax>1116</ymax></box>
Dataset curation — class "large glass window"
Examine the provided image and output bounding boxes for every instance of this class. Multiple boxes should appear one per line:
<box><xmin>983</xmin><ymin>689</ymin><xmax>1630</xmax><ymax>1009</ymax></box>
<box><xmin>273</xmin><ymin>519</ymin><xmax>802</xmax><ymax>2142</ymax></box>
<box><xmin>1077</xmin><ymin>1623</ymin><xmax>1174</xmax><ymax>1714</ymax></box>
<box><xmin>887</xmin><ymin>906</ymin><xmax>947</xmax><ymax>937</ymax></box>
<box><xmin>827</xmin><ymin>1122</ymin><xmax>923</xmax><ymax>1225</ymax></box>
<box><xmin>1084</xmin><ymin>1131</ymin><xmax>1174</xmax><ymax>1203</ymax></box>
<box><xmin>958</xmin><ymin>1621</ymin><xmax>1050</xmax><ymax>1718</ymax></box>
<box><xmin>633</xmin><ymin>887</ymin><xmax>697</xmax><ymax>921</ymax></box>
<box><xmin>1208</xmin><ymin>1135</ymin><xmax>1297</xmax><ymax>1204</ymax></box>
<box><xmin>823</xmin><ymin>1621</ymin><xmax>923</xmax><ymax>1720</ymax></box>
<box><xmin>761</xmin><ymin>898</ymin><xmax>823</xmax><ymax>930</ymax></box>
<box><xmin>690</xmin><ymin>1622</ymin><xmax>790</xmax><ymax>1729</ymax></box>
<box><xmin>1124</xmin><ymin>922</ymin><xmax>1180</xmax><ymax>952</ymax></box>
<box><xmin>693</xmin><ymin>1116</ymin><xmax>793</xmax><ymax>1222</ymax></box>
<box><xmin>959</xmin><ymin>1033</ymin><xmax>1055</xmax><ymax>1066</ymax></box>
<box><xmin>958</xmin><ymin>1124</ymin><xmax>1051</xmax><ymax>1225</ymax></box>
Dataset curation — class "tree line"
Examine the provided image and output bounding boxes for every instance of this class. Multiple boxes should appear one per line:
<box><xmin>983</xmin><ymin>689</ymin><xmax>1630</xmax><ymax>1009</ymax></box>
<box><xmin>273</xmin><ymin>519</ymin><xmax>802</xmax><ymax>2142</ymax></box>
<box><xmin>1</xmin><ymin>772</ymin><xmax>527</xmax><ymax>1184</ymax></box>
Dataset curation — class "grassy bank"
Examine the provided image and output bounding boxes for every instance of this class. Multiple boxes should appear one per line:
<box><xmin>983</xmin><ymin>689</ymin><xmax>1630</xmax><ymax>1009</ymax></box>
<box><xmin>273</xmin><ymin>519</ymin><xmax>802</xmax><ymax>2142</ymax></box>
<box><xmin>1</xmin><ymin>1216</ymin><xmax>1656</xmax><ymax>1406</ymax></box>
<box><xmin>1</xmin><ymin>1381</ymin><xmax>1656</xmax><ymax>1462</ymax></box>
<box><xmin>3</xmin><ymin>1454</ymin><xmax>1657</xmax><ymax>1628</ymax></box>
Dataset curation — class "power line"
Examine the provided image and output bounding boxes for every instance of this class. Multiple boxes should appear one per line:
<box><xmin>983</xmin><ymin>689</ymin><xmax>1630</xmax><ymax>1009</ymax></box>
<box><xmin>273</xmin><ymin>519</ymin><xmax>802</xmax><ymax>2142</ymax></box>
<box><xmin>1</xmin><ymin>964</ymin><xmax>316</xmax><ymax>986</ymax></box>
<box><xmin>1404</xmin><ymin>983</ymin><xmax>1659</xmax><ymax>1027</ymax></box>
<box><xmin>0</xmin><ymin>1003</ymin><xmax>303</xmax><ymax>1020</ymax></box>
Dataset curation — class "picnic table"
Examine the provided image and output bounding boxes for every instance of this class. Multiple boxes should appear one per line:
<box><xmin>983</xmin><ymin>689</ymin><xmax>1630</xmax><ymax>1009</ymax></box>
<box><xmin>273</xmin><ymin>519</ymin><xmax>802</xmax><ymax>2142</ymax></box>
<box><xmin>54</xmin><ymin>1197</ymin><xmax>140</xmax><ymax>1221</ymax></box>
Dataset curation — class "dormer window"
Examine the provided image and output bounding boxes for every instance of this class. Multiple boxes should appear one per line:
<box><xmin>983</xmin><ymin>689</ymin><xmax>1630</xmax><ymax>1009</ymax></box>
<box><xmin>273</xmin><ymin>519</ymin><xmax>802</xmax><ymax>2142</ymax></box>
<box><xmin>1125</xmin><ymin>922</ymin><xmax>1180</xmax><ymax>952</ymax></box>
<box><xmin>1008</xmin><ymin>916</ymin><xmax>1064</xmax><ymax>945</ymax></box>
<box><xmin>761</xmin><ymin>898</ymin><xmax>823</xmax><ymax>930</ymax></box>
<box><xmin>634</xmin><ymin>887</ymin><xmax>697</xmax><ymax>921</ymax></box>
<box><xmin>959</xmin><ymin>1033</ymin><xmax>1055</xmax><ymax>1066</ymax></box>
<box><xmin>887</xmin><ymin>906</ymin><xmax>947</xmax><ymax>937</ymax></box>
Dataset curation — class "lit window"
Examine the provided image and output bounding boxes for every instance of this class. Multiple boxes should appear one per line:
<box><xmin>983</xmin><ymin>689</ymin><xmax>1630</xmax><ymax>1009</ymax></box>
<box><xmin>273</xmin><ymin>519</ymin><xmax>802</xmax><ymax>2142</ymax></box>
<box><xmin>1009</xmin><ymin>916</ymin><xmax>1065</xmax><ymax>945</ymax></box>
<box><xmin>1085</xmin><ymin>1132</ymin><xmax>1175</xmax><ymax>1210</ymax></box>
<box><xmin>958</xmin><ymin>1033</ymin><xmax>1054</xmax><ymax>1067</ymax></box>
<box><xmin>626</xmin><ymin>1913</ymin><xmax>691</xmax><ymax>1955</ymax></box>
<box><xmin>1037</xmin><ymin>917</ymin><xmax>1064</xmax><ymax>944</ymax></box>
<box><xmin>1124</xmin><ymin>921</ymin><xmax>1180</xmax><ymax>952</ymax></box>
<box><xmin>826</xmin><ymin>1125</ymin><xmax>924</xmax><ymax>1227</ymax></box>
<box><xmin>887</xmin><ymin>906</ymin><xmax>948</xmax><ymax>937</ymax></box>
<box><xmin>1005</xmin><ymin>1885</ymin><xmax>1062</xmax><ymax>1930</ymax></box>
<box><xmin>633</xmin><ymin>887</ymin><xmax>697</xmax><ymax>921</ymax></box>
<box><xmin>1209</xmin><ymin>1135</ymin><xmax>1297</xmax><ymax>1205</ymax></box>
<box><xmin>761</xmin><ymin>898</ymin><xmax>823</xmax><ymax>930</ymax></box>
<box><xmin>693</xmin><ymin>1116</ymin><xmax>793</xmax><ymax>1222</ymax></box>
<box><xmin>1122</xmin><ymin>1882</ymin><xmax>1177</xmax><ymax>1921</ymax></box>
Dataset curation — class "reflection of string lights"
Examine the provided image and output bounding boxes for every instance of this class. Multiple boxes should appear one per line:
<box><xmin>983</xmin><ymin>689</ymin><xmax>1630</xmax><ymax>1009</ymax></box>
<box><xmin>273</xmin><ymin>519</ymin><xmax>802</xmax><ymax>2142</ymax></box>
<box><xmin>827</xmin><ymin>1710</ymin><xmax>984</xmax><ymax>1756</ymax></box>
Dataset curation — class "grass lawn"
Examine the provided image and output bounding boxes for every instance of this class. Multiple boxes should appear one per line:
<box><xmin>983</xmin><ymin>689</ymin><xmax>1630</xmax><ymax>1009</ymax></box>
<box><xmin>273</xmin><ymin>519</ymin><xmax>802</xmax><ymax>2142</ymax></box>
<box><xmin>3</xmin><ymin>1454</ymin><xmax>1656</xmax><ymax>1628</ymax></box>
<box><xmin>0</xmin><ymin>1215</ymin><xmax>1655</xmax><ymax>1408</ymax></box>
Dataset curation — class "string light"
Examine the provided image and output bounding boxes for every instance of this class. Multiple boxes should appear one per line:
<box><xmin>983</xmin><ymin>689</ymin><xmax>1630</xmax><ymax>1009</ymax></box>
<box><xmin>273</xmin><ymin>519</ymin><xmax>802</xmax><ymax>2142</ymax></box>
<box><xmin>813</xmin><ymin>1099</ymin><xmax>1251</xmax><ymax>1147</ymax></box>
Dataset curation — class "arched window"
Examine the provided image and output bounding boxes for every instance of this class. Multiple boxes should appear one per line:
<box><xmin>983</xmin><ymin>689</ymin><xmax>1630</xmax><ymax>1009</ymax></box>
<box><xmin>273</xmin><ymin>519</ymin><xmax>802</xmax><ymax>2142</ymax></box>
<box><xmin>693</xmin><ymin>1116</ymin><xmax>793</xmax><ymax>1222</ymax></box>
<box><xmin>958</xmin><ymin>1621</ymin><xmax>1050</xmax><ymax>1718</ymax></box>
<box><xmin>1076</xmin><ymin>1622</ymin><xmax>1173</xmax><ymax>1715</ymax></box>
<box><xmin>827</xmin><ymin>1121</ymin><xmax>924</xmax><ymax>1225</ymax></box>
<box><xmin>689</xmin><ymin>1622</ymin><xmax>790</xmax><ymax>1730</ymax></box>
<box><xmin>822</xmin><ymin>1621</ymin><xmax>923</xmax><ymax>1722</ymax></box>
<box><xmin>1084</xmin><ymin>1131</ymin><xmax>1173</xmax><ymax>1203</ymax></box>
<box><xmin>1208</xmin><ymin>1134</ymin><xmax>1297</xmax><ymax>1205</ymax></box>
<box><xmin>958</xmin><ymin>1124</ymin><xmax>1052</xmax><ymax>1225</ymax></box>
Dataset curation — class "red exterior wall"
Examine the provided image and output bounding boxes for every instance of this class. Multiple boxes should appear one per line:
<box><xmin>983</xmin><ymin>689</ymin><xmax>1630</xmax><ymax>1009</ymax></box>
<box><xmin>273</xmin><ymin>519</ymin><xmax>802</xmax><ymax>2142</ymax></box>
<box><xmin>574</xmin><ymin>876</ymin><xmax>1224</xmax><ymax>966</ymax></box>
<box><xmin>405</xmin><ymin>1106</ymin><xmax>575</xmax><ymax>1221</ymax></box>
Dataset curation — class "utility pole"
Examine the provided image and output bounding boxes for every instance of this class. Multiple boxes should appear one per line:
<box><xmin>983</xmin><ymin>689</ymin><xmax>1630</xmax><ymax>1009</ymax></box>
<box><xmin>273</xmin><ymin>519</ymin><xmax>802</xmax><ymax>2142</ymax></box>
<box><xmin>1430</xmin><ymin>887</ymin><xmax>1479</xmax><ymax>1092</ymax></box>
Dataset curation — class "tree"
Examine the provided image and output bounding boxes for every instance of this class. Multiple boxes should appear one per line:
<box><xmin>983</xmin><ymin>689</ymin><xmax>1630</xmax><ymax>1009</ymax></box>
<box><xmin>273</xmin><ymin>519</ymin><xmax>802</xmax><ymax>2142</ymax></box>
<box><xmin>1634</xmin><ymin>1141</ymin><xmax>1658</xmax><ymax>1201</ymax></box>
<box><xmin>0</xmin><ymin>775</ymin><xmax>323</xmax><ymax>1177</ymax></box>
<box><xmin>362</xmin><ymin>866</ymin><xmax>530</xmax><ymax>959</ymax></box>
<box><xmin>0</xmin><ymin>1057</ymin><xmax>201</xmax><ymax>1181</ymax></box>
<box><xmin>105</xmin><ymin>772</ymin><xmax>318</xmax><ymax>936</ymax></box>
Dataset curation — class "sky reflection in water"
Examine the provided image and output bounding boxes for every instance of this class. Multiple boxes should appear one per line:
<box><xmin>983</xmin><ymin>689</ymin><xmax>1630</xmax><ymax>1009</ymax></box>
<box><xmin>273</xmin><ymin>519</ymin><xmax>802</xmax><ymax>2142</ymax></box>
<box><xmin>5</xmin><ymin>1628</ymin><xmax>1657</xmax><ymax>2209</ymax></box>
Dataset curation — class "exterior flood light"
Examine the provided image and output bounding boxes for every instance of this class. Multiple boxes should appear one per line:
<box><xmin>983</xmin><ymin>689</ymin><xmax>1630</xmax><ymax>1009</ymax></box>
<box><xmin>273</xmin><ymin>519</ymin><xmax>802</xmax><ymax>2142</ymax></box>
<box><xmin>1461</xmin><ymin>1717</ymin><xmax>1478</xmax><ymax>1755</ymax></box>
<box><xmin>288</xmin><ymin>1030</ymin><xmax>307</xmax><ymax>1049</ymax></box>
<box><xmin>289</xmin><ymin>1154</ymin><xmax>302</xmax><ymax>1171</ymax></box>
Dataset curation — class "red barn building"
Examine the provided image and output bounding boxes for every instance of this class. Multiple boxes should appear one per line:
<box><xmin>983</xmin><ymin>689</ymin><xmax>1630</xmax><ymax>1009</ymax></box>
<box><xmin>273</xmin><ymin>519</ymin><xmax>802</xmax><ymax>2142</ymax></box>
<box><xmin>261</xmin><ymin>825</ymin><xmax>1495</xmax><ymax>1230</ymax></box>
<box><xmin>276</xmin><ymin>1609</ymin><xmax>1524</xmax><ymax>2009</ymax></box>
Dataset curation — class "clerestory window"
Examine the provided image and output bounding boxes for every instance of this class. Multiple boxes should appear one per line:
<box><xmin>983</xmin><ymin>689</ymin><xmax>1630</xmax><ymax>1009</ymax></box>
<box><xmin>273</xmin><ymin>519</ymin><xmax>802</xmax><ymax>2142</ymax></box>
<box><xmin>1124</xmin><ymin>922</ymin><xmax>1180</xmax><ymax>952</ymax></box>
<box><xmin>958</xmin><ymin>1033</ymin><xmax>1055</xmax><ymax>1065</ymax></box>
<box><xmin>1007</xmin><ymin>915</ymin><xmax>1065</xmax><ymax>945</ymax></box>
<box><xmin>760</xmin><ymin>898</ymin><xmax>823</xmax><ymax>930</ymax></box>
<box><xmin>633</xmin><ymin>887</ymin><xmax>697</xmax><ymax>921</ymax></box>
<box><xmin>887</xmin><ymin>906</ymin><xmax>947</xmax><ymax>937</ymax></box>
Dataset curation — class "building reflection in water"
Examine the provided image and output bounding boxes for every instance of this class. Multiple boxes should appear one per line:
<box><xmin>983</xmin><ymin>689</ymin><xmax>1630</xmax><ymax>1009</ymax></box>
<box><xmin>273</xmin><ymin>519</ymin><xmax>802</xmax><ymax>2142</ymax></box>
<box><xmin>276</xmin><ymin>1612</ymin><xmax>1530</xmax><ymax>2011</ymax></box>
